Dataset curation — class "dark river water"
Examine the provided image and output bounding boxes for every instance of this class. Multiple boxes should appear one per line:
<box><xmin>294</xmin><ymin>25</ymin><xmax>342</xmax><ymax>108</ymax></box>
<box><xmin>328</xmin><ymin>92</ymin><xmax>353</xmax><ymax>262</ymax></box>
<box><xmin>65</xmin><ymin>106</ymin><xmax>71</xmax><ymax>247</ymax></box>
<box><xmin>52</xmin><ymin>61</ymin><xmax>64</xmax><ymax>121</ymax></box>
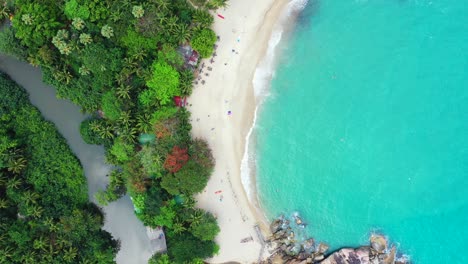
<box><xmin>0</xmin><ymin>52</ymin><xmax>154</xmax><ymax>263</ymax></box>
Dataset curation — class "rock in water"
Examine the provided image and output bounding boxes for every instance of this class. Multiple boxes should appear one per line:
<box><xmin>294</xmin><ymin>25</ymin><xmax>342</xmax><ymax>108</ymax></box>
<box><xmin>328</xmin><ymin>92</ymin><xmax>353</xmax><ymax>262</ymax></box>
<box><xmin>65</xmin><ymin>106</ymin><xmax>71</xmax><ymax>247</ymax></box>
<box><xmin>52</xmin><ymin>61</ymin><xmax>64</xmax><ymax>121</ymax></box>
<box><xmin>319</xmin><ymin>247</ymin><xmax>372</xmax><ymax>264</ymax></box>
<box><xmin>303</xmin><ymin>238</ymin><xmax>315</xmax><ymax>252</ymax></box>
<box><xmin>370</xmin><ymin>234</ymin><xmax>388</xmax><ymax>253</ymax></box>
<box><xmin>317</xmin><ymin>243</ymin><xmax>330</xmax><ymax>254</ymax></box>
<box><xmin>318</xmin><ymin>245</ymin><xmax>407</xmax><ymax>264</ymax></box>
<box><xmin>382</xmin><ymin>246</ymin><xmax>396</xmax><ymax>264</ymax></box>
<box><xmin>270</xmin><ymin>218</ymin><xmax>283</xmax><ymax>234</ymax></box>
<box><xmin>313</xmin><ymin>254</ymin><xmax>325</xmax><ymax>262</ymax></box>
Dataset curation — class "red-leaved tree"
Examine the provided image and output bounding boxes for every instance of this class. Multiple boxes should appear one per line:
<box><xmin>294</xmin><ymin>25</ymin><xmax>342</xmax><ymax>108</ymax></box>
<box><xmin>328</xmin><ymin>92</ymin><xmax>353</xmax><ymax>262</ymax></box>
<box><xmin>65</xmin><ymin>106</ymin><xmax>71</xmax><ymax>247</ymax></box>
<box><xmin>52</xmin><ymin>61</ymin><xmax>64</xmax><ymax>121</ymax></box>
<box><xmin>164</xmin><ymin>146</ymin><xmax>189</xmax><ymax>173</ymax></box>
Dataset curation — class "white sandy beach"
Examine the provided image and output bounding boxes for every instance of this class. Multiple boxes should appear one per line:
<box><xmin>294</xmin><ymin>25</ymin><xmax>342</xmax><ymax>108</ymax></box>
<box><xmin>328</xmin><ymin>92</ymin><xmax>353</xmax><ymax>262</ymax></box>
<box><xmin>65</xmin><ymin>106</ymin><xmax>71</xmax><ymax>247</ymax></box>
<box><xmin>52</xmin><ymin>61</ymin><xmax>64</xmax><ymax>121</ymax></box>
<box><xmin>187</xmin><ymin>0</ymin><xmax>290</xmax><ymax>262</ymax></box>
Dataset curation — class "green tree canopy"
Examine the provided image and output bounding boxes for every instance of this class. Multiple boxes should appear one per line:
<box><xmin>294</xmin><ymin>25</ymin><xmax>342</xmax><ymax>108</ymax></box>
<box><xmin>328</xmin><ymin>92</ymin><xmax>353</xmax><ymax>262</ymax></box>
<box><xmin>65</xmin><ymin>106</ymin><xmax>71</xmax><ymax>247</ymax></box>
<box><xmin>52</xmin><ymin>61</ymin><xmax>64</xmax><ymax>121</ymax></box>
<box><xmin>4</xmin><ymin>0</ymin><xmax>224</xmax><ymax>260</ymax></box>
<box><xmin>0</xmin><ymin>73</ymin><xmax>118</xmax><ymax>263</ymax></box>
<box><xmin>101</xmin><ymin>90</ymin><xmax>122</xmax><ymax>121</ymax></box>
<box><xmin>142</xmin><ymin>61</ymin><xmax>180</xmax><ymax>106</ymax></box>
<box><xmin>64</xmin><ymin>0</ymin><xmax>90</xmax><ymax>19</ymax></box>
<box><xmin>109</xmin><ymin>137</ymin><xmax>134</xmax><ymax>163</ymax></box>
<box><xmin>120</xmin><ymin>28</ymin><xmax>158</xmax><ymax>57</ymax></box>
<box><xmin>161</xmin><ymin>160</ymin><xmax>210</xmax><ymax>195</ymax></box>
<box><xmin>189</xmin><ymin>211</ymin><xmax>220</xmax><ymax>241</ymax></box>
<box><xmin>190</xmin><ymin>28</ymin><xmax>216</xmax><ymax>58</ymax></box>
<box><xmin>81</xmin><ymin>44</ymin><xmax>124</xmax><ymax>89</ymax></box>
<box><xmin>12</xmin><ymin>2</ymin><xmax>63</xmax><ymax>48</ymax></box>
<box><xmin>0</xmin><ymin>27</ymin><xmax>28</xmax><ymax>60</ymax></box>
<box><xmin>166</xmin><ymin>232</ymin><xmax>216</xmax><ymax>263</ymax></box>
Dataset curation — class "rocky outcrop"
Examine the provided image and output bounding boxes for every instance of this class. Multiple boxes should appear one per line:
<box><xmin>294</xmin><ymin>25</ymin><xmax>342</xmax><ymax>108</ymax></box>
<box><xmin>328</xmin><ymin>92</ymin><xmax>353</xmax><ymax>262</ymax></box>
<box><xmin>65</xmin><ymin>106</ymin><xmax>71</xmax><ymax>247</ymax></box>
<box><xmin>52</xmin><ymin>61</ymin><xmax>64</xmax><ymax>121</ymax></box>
<box><xmin>262</xmin><ymin>215</ymin><xmax>409</xmax><ymax>264</ymax></box>
<box><xmin>370</xmin><ymin>234</ymin><xmax>387</xmax><ymax>253</ymax></box>
<box><xmin>318</xmin><ymin>234</ymin><xmax>406</xmax><ymax>264</ymax></box>
<box><xmin>264</xmin><ymin>215</ymin><xmax>331</xmax><ymax>263</ymax></box>
<box><xmin>319</xmin><ymin>247</ymin><xmax>371</xmax><ymax>264</ymax></box>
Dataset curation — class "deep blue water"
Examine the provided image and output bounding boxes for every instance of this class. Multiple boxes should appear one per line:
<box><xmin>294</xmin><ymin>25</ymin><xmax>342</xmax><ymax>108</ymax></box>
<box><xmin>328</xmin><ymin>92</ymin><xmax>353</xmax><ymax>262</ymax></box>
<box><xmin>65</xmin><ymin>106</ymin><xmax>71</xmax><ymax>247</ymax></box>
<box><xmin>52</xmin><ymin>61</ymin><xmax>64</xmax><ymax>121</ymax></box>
<box><xmin>255</xmin><ymin>1</ymin><xmax>468</xmax><ymax>263</ymax></box>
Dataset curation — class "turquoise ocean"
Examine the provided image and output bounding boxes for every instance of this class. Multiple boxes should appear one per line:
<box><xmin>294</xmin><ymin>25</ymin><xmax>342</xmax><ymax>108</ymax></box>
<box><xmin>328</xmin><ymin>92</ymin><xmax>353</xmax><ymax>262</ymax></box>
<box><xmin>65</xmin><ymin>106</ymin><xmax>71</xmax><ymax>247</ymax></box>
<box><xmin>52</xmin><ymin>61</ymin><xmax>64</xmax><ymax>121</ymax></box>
<box><xmin>253</xmin><ymin>0</ymin><xmax>468</xmax><ymax>263</ymax></box>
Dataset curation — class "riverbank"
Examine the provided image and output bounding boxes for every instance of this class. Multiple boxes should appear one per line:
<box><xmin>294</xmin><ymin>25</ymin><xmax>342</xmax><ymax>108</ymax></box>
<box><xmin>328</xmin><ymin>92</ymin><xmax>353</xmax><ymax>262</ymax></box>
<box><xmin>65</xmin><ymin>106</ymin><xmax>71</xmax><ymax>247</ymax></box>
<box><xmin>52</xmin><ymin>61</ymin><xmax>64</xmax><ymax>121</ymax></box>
<box><xmin>187</xmin><ymin>0</ymin><xmax>291</xmax><ymax>262</ymax></box>
<box><xmin>0</xmin><ymin>55</ymin><xmax>154</xmax><ymax>263</ymax></box>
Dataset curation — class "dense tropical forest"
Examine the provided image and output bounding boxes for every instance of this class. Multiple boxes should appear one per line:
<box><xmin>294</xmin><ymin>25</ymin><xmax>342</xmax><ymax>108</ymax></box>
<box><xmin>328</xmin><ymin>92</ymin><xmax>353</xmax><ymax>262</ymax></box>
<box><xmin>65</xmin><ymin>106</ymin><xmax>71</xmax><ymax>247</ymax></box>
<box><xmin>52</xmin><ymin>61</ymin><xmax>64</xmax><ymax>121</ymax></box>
<box><xmin>1</xmin><ymin>0</ymin><xmax>228</xmax><ymax>263</ymax></box>
<box><xmin>0</xmin><ymin>73</ymin><xmax>119</xmax><ymax>263</ymax></box>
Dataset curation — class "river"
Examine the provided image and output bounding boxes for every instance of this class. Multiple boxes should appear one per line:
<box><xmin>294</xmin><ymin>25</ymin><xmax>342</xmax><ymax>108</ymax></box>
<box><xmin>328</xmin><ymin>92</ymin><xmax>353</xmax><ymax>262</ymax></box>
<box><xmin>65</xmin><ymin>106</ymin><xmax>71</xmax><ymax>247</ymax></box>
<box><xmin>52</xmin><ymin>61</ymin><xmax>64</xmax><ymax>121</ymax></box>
<box><xmin>0</xmin><ymin>54</ymin><xmax>155</xmax><ymax>263</ymax></box>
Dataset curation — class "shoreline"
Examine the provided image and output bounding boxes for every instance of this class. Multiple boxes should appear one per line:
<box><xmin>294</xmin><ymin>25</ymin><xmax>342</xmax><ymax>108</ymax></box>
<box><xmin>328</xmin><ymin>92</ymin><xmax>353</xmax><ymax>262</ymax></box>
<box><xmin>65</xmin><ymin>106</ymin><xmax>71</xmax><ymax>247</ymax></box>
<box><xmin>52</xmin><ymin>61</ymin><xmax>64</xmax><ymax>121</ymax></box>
<box><xmin>187</xmin><ymin>0</ymin><xmax>291</xmax><ymax>262</ymax></box>
<box><xmin>242</xmin><ymin>0</ymin><xmax>310</xmax><ymax>232</ymax></box>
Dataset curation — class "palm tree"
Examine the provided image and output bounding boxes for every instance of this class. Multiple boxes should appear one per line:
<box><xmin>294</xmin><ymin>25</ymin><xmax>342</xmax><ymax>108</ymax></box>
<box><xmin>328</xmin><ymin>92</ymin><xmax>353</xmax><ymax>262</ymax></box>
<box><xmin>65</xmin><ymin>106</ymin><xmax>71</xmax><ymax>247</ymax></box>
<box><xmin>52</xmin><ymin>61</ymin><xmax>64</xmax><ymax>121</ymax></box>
<box><xmin>0</xmin><ymin>198</ymin><xmax>8</xmax><ymax>209</ymax></box>
<box><xmin>56</xmin><ymin>234</ymin><xmax>71</xmax><ymax>249</ymax></box>
<box><xmin>89</xmin><ymin>120</ymin><xmax>103</xmax><ymax>133</ymax></box>
<box><xmin>0</xmin><ymin>229</ymin><xmax>6</xmax><ymax>243</ymax></box>
<box><xmin>44</xmin><ymin>217</ymin><xmax>59</xmax><ymax>232</ymax></box>
<box><xmin>63</xmin><ymin>247</ymin><xmax>78</xmax><ymax>263</ymax></box>
<box><xmin>0</xmin><ymin>5</ymin><xmax>10</xmax><ymax>20</ymax></box>
<box><xmin>165</xmin><ymin>15</ymin><xmax>179</xmax><ymax>32</ymax></box>
<box><xmin>116</xmin><ymin>85</ymin><xmax>132</xmax><ymax>100</ymax></box>
<box><xmin>172</xmin><ymin>221</ymin><xmax>186</xmax><ymax>235</ymax></box>
<box><xmin>123</xmin><ymin>57</ymin><xmax>138</xmax><ymax>69</ymax></box>
<box><xmin>27</xmin><ymin>55</ymin><xmax>41</xmax><ymax>67</ymax></box>
<box><xmin>61</xmin><ymin>68</ymin><xmax>73</xmax><ymax>84</ymax></box>
<box><xmin>188</xmin><ymin>209</ymin><xmax>204</xmax><ymax>227</ymax></box>
<box><xmin>156</xmin><ymin>12</ymin><xmax>167</xmax><ymax>26</ymax></box>
<box><xmin>79</xmin><ymin>258</ymin><xmax>94</xmax><ymax>264</ymax></box>
<box><xmin>7</xmin><ymin>177</ymin><xmax>22</xmax><ymax>190</ymax></box>
<box><xmin>191</xmin><ymin>24</ymin><xmax>204</xmax><ymax>35</ymax></box>
<box><xmin>38</xmin><ymin>45</ymin><xmax>55</xmax><ymax>66</ymax></box>
<box><xmin>115</xmin><ymin>71</ymin><xmax>129</xmax><ymax>86</ymax></box>
<box><xmin>207</xmin><ymin>0</ymin><xmax>229</xmax><ymax>9</ymax></box>
<box><xmin>192</xmin><ymin>9</ymin><xmax>214</xmax><ymax>28</ymax></box>
<box><xmin>181</xmin><ymin>195</ymin><xmax>196</xmax><ymax>209</ymax></box>
<box><xmin>6</xmin><ymin>149</ymin><xmax>27</xmax><ymax>174</ymax></box>
<box><xmin>27</xmin><ymin>204</ymin><xmax>44</xmax><ymax>219</ymax></box>
<box><xmin>40</xmin><ymin>249</ymin><xmax>55</xmax><ymax>263</ymax></box>
<box><xmin>136</xmin><ymin>114</ymin><xmax>152</xmax><ymax>133</ymax></box>
<box><xmin>132</xmin><ymin>50</ymin><xmax>147</xmax><ymax>62</ymax></box>
<box><xmin>120</xmin><ymin>0</ymin><xmax>134</xmax><ymax>10</ymax></box>
<box><xmin>0</xmin><ymin>174</ymin><xmax>7</xmax><ymax>186</ymax></box>
<box><xmin>20</xmin><ymin>251</ymin><xmax>37</xmax><ymax>264</ymax></box>
<box><xmin>33</xmin><ymin>236</ymin><xmax>48</xmax><ymax>251</ymax></box>
<box><xmin>53</xmin><ymin>68</ymin><xmax>73</xmax><ymax>84</ymax></box>
<box><xmin>91</xmin><ymin>121</ymin><xmax>114</xmax><ymax>140</ymax></box>
<box><xmin>180</xmin><ymin>70</ymin><xmax>194</xmax><ymax>95</ymax></box>
<box><xmin>155</xmin><ymin>0</ymin><xmax>170</xmax><ymax>12</ymax></box>
<box><xmin>98</xmin><ymin>124</ymin><xmax>114</xmax><ymax>140</ymax></box>
<box><xmin>172</xmin><ymin>23</ymin><xmax>191</xmax><ymax>45</ymax></box>
<box><xmin>118</xmin><ymin>111</ymin><xmax>133</xmax><ymax>127</ymax></box>
<box><xmin>0</xmin><ymin>247</ymin><xmax>13</xmax><ymax>263</ymax></box>
<box><xmin>134</xmin><ymin>66</ymin><xmax>146</xmax><ymax>78</ymax></box>
<box><xmin>22</xmin><ymin>190</ymin><xmax>39</xmax><ymax>205</ymax></box>
<box><xmin>120</xmin><ymin>127</ymin><xmax>137</xmax><ymax>143</ymax></box>
<box><xmin>108</xmin><ymin>9</ymin><xmax>123</xmax><ymax>22</ymax></box>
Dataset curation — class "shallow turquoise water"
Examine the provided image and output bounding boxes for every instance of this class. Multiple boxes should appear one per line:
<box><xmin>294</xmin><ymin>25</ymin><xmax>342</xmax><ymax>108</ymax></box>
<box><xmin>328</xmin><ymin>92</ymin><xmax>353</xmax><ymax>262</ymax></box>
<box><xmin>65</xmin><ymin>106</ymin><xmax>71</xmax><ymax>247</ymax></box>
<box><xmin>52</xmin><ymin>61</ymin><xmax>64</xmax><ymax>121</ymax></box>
<box><xmin>255</xmin><ymin>1</ymin><xmax>468</xmax><ymax>263</ymax></box>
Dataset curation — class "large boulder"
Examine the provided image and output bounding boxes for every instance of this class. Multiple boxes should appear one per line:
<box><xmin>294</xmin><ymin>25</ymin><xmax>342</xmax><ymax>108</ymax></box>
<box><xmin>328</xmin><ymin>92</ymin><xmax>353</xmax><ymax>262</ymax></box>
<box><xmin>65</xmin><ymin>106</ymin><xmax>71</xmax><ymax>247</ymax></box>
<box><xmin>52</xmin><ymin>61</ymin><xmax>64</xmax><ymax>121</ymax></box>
<box><xmin>370</xmin><ymin>234</ymin><xmax>387</xmax><ymax>253</ymax></box>
<box><xmin>273</xmin><ymin>229</ymin><xmax>289</xmax><ymax>240</ymax></box>
<box><xmin>313</xmin><ymin>254</ymin><xmax>325</xmax><ymax>262</ymax></box>
<box><xmin>317</xmin><ymin>243</ymin><xmax>330</xmax><ymax>254</ymax></box>
<box><xmin>319</xmin><ymin>247</ymin><xmax>372</xmax><ymax>264</ymax></box>
<box><xmin>270</xmin><ymin>218</ymin><xmax>283</xmax><ymax>234</ymax></box>
<box><xmin>302</xmin><ymin>238</ymin><xmax>315</xmax><ymax>254</ymax></box>
<box><xmin>381</xmin><ymin>246</ymin><xmax>396</xmax><ymax>264</ymax></box>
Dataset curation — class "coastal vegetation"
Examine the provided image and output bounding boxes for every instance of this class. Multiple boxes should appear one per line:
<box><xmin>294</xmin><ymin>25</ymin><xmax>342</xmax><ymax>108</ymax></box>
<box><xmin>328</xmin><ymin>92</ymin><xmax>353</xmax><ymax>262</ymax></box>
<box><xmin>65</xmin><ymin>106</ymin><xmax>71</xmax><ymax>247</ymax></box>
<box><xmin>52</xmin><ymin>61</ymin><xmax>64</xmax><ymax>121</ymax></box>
<box><xmin>0</xmin><ymin>73</ymin><xmax>119</xmax><ymax>263</ymax></box>
<box><xmin>0</xmin><ymin>0</ymin><xmax>225</xmax><ymax>262</ymax></box>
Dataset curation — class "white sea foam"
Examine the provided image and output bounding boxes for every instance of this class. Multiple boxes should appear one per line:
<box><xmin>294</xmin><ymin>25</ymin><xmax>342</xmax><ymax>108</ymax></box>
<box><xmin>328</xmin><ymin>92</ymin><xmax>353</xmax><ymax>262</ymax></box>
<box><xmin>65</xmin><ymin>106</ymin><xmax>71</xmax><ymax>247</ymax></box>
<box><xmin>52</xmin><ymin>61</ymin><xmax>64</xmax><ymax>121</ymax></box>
<box><xmin>241</xmin><ymin>0</ymin><xmax>309</xmax><ymax>201</ymax></box>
